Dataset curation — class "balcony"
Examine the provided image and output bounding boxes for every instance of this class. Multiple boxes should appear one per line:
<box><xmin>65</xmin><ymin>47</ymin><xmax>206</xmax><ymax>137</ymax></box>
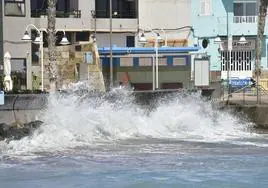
<box><xmin>31</xmin><ymin>9</ymin><xmax>81</xmax><ymax>18</ymax></box>
<box><xmin>233</xmin><ymin>16</ymin><xmax>257</xmax><ymax>24</ymax></box>
<box><xmin>95</xmin><ymin>10</ymin><xmax>137</xmax><ymax>19</ymax></box>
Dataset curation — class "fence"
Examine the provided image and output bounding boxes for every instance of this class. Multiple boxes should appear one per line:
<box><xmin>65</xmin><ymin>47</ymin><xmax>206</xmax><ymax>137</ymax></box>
<box><xmin>221</xmin><ymin>83</ymin><xmax>268</xmax><ymax>105</ymax></box>
<box><xmin>260</xmin><ymin>79</ymin><xmax>268</xmax><ymax>91</ymax></box>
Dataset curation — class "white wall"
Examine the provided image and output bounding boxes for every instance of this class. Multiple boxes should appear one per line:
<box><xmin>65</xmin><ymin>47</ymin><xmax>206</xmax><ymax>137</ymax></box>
<box><xmin>96</xmin><ymin>33</ymin><xmax>135</xmax><ymax>48</ymax></box>
<box><xmin>138</xmin><ymin>0</ymin><xmax>192</xmax><ymax>39</ymax></box>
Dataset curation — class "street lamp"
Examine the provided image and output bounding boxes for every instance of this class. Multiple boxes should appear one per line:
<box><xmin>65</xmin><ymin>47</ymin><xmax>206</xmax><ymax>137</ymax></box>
<box><xmin>109</xmin><ymin>0</ymin><xmax>113</xmax><ymax>89</ymax></box>
<box><xmin>160</xmin><ymin>29</ymin><xmax>168</xmax><ymax>47</ymax></box>
<box><xmin>214</xmin><ymin>35</ymin><xmax>247</xmax><ymax>101</ymax></box>
<box><xmin>22</xmin><ymin>24</ymin><xmax>69</xmax><ymax>91</ymax></box>
<box><xmin>139</xmin><ymin>30</ymin><xmax>162</xmax><ymax>90</ymax></box>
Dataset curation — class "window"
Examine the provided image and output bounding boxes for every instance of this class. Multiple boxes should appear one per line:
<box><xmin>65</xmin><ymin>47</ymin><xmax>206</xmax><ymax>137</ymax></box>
<box><xmin>4</xmin><ymin>0</ymin><xmax>25</xmax><ymax>17</ymax></box>
<box><xmin>202</xmin><ymin>39</ymin><xmax>209</xmax><ymax>49</ymax></box>
<box><xmin>234</xmin><ymin>0</ymin><xmax>257</xmax><ymax>16</ymax></box>
<box><xmin>200</xmin><ymin>0</ymin><xmax>212</xmax><ymax>16</ymax></box>
<box><xmin>31</xmin><ymin>0</ymin><xmax>47</xmax><ymax>17</ymax></box>
<box><xmin>31</xmin><ymin>0</ymin><xmax>80</xmax><ymax>18</ymax></box>
<box><xmin>126</xmin><ymin>36</ymin><xmax>135</xmax><ymax>47</ymax></box>
<box><xmin>11</xmin><ymin>58</ymin><xmax>27</xmax><ymax>90</ymax></box>
<box><xmin>233</xmin><ymin>0</ymin><xmax>258</xmax><ymax>23</ymax></box>
<box><xmin>95</xmin><ymin>0</ymin><xmax>138</xmax><ymax>18</ymax></box>
<box><xmin>220</xmin><ymin>50</ymin><xmax>253</xmax><ymax>71</ymax></box>
<box><xmin>11</xmin><ymin>58</ymin><xmax>26</xmax><ymax>72</ymax></box>
<box><xmin>75</xmin><ymin>32</ymin><xmax>90</xmax><ymax>42</ymax></box>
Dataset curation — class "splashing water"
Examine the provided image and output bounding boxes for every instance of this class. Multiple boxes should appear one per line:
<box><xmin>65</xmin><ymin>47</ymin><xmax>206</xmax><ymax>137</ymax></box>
<box><xmin>2</xmin><ymin>82</ymin><xmax>258</xmax><ymax>156</ymax></box>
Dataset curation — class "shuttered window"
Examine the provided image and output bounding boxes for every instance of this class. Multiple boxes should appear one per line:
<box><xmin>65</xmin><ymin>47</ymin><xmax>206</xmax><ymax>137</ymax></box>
<box><xmin>200</xmin><ymin>0</ymin><xmax>212</xmax><ymax>16</ymax></box>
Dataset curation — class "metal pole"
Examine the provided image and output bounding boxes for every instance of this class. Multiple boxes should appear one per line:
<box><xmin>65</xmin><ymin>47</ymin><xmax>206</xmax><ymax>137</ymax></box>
<box><xmin>227</xmin><ymin>49</ymin><xmax>231</xmax><ymax>101</ymax></box>
<box><xmin>109</xmin><ymin>0</ymin><xmax>113</xmax><ymax>88</ymax></box>
<box><xmin>161</xmin><ymin>29</ymin><xmax>168</xmax><ymax>47</ymax></box>
<box><xmin>26</xmin><ymin>51</ymin><xmax>31</xmax><ymax>90</ymax></box>
<box><xmin>256</xmin><ymin>59</ymin><xmax>260</xmax><ymax>104</ymax></box>
<box><xmin>226</xmin><ymin>11</ymin><xmax>231</xmax><ymax>103</ymax></box>
<box><xmin>94</xmin><ymin>11</ymin><xmax>97</xmax><ymax>36</ymax></box>
<box><xmin>155</xmin><ymin>38</ymin><xmax>159</xmax><ymax>89</ymax></box>
<box><xmin>243</xmin><ymin>87</ymin><xmax>245</xmax><ymax>104</ymax></box>
<box><xmin>40</xmin><ymin>31</ymin><xmax>44</xmax><ymax>91</ymax></box>
<box><xmin>152</xmin><ymin>55</ymin><xmax>155</xmax><ymax>90</ymax></box>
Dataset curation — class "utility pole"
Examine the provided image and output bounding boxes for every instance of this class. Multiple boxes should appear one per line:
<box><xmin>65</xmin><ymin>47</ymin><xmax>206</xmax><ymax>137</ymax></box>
<box><xmin>256</xmin><ymin>0</ymin><xmax>268</xmax><ymax>104</ymax></box>
<box><xmin>47</xmin><ymin>0</ymin><xmax>58</xmax><ymax>92</ymax></box>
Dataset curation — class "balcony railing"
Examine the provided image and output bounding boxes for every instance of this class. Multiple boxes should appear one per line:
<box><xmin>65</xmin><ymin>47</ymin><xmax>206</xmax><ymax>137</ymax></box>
<box><xmin>233</xmin><ymin>16</ymin><xmax>257</xmax><ymax>23</ymax></box>
<box><xmin>31</xmin><ymin>9</ymin><xmax>81</xmax><ymax>18</ymax></box>
<box><xmin>95</xmin><ymin>10</ymin><xmax>137</xmax><ymax>19</ymax></box>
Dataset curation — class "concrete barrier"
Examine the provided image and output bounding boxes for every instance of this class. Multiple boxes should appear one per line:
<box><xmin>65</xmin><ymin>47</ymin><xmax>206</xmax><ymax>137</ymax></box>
<box><xmin>0</xmin><ymin>94</ymin><xmax>48</xmax><ymax>124</ymax></box>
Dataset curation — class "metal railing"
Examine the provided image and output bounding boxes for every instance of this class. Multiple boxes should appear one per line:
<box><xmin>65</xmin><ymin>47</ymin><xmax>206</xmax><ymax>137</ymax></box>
<box><xmin>222</xmin><ymin>83</ymin><xmax>268</xmax><ymax>105</ymax></box>
<box><xmin>31</xmin><ymin>9</ymin><xmax>81</xmax><ymax>18</ymax></box>
<box><xmin>233</xmin><ymin>16</ymin><xmax>257</xmax><ymax>23</ymax></box>
<box><xmin>94</xmin><ymin>10</ymin><xmax>137</xmax><ymax>18</ymax></box>
<box><xmin>260</xmin><ymin>79</ymin><xmax>268</xmax><ymax>90</ymax></box>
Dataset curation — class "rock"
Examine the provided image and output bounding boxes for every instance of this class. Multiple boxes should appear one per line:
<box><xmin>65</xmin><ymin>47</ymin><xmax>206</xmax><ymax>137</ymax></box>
<box><xmin>23</xmin><ymin>120</ymin><xmax>43</xmax><ymax>129</ymax></box>
<box><xmin>0</xmin><ymin>123</ymin><xmax>10</xmax><ymax>140</ymax></box>
<box><xmin>0</xmin><ymin>121</ymin><xmax>43</xmax><ymax>141</ymax></box>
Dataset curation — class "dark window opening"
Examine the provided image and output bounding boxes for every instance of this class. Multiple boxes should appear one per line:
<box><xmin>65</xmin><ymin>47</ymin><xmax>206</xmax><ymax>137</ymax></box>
<box><xmin>202</xmin><ymin>39</ymin><xmax>209</xmax><ymax>49</ymax></box>
<box><xmin>31</xmin><ymin>0</ymin><xmax>80</xmax><ymax>18</ymax></box>
<box><xmin>95</xmin><ymin>0</ymin><xmax>138</xmax><ymax>18</ymax></box>
<box><xmin>162</xmin><ymin>83</ymin><xmax>183</xmax><ymax>89</ymax></box>
<box><xmin>4</xmin><ymin>0</ymin><xmax>25</xmax><ymax>17</ymax></box>
<box><xmin>126</xmin><ymin>36</ymin><xmax>135</xmax><ymax>47</ymax></box>
<box><xmin>76</xmin><ymin>31</ymin><xmax>90</xmax><ymax>42</ymax></box>
<box><xmin>234</xmin><ymin>2</ymin><xmax>257</xmax><ymax>16</ymax></box>
<box><xmin>133</xmin><ymin>83</ymin><xmax>152</xmax><ymax>91</ymax></box>
<box><xmin>75</xmin><ymin>45</ymin><xmax>81</xmax><ymax>51</ymax></box>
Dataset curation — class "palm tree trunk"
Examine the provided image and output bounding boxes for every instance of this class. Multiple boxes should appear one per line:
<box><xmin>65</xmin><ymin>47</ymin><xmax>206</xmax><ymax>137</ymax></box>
<box><xmin>256</xmin><ymin>0</ymin><xmax>268</xmax><ymax>103</ymax></box>
<box><xmin>47</xmin><ymin>0</ymin><xmax>58</xmax><ymax>92</ymax></box>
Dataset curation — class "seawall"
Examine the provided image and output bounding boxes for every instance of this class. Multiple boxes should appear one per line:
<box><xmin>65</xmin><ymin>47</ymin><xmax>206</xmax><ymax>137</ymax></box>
<box><xmin>0</xmin><ymin>94</ymin><xmax>47</xmax><ymax>124</ymax></box>
<box><xmin>1</xmin><ymin>92</ymin><xmax>267</xmax><ymax>128</ymax></box>
<box><xmin>219</xmin><ymin>101</ymin><xmax>268</xmax><ymax>128</ymax></box>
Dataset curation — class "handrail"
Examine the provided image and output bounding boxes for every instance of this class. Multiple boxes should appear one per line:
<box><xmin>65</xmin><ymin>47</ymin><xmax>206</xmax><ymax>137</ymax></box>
<box><xmin>259</xmin><ymin>85</ymin><xmax>268</xmax><ymax>95</ymax></box>
<box><xmin>222</xmin><ymin>84</ymin><xmax>253</xmax><ymax>100</ymax></box>
<box><xmin>221</xmin><ymin>84</ymin><xmax>268</xmax><ymax>104</ymax></box>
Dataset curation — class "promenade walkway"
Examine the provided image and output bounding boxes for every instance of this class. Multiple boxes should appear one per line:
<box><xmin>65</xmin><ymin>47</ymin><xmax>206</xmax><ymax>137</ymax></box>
<box><xmin>223</xmin><ymin>93</ymin><xmax>268</xmax><ymax>105</ymax></box>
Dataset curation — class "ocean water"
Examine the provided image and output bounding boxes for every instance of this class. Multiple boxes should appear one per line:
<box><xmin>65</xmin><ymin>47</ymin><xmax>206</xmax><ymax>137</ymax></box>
<box><xmin>1</xmin><ymin>84</ymin><xmax>268</xmax><ymax>188</ymax></box>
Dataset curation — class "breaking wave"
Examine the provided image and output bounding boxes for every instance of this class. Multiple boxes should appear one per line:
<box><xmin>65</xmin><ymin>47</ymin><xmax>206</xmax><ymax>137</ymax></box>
<box><xmin>2</xmin><ymin>82</ymin><xmax>258</xmax><ymax>156</ymax></box>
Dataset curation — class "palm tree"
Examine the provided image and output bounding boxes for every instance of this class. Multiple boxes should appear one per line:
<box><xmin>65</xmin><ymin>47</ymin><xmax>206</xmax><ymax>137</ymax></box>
<box><xmin>256</xmin><ymin>0</ymin><xmax>268</xmax><ymax>103</ymax></box>
<box><xmin>47</xmin><ymin>0</ymin><xmax>58</xmax><ymax>91</ymax></box>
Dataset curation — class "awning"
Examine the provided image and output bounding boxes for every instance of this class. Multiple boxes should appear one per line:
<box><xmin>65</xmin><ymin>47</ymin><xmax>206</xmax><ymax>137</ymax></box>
<box><xmin>98</xmin><ymin>46</ymin><xmax>200</xmax><ymax>55</ymax></box>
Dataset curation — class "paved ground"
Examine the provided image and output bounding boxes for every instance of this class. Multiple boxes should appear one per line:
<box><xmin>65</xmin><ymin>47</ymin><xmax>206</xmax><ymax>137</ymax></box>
<box><xmin>221</xmin><ymin>93</ymin><xmax>268</xmax><ymax>105</ymax></box>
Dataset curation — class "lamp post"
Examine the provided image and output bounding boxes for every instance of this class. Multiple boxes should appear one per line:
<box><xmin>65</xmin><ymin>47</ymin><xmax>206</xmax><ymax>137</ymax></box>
<box><xmin>22</xmin><ymin>24</ymin><xmax>69</xmax><ymax>91</ymax></box>
<box><xmin>139</xmin><ymin>30</ymin><xmax>162</xmax><ymax>90</ymax></box>
<box><xmin>160</xmin><ymin>29</ymin><xmax>168</xmax><ymax>47</ymax></box>
<box><xmin>109</xmin><ymin>0</ymin><xmax>113</xmax><ymax>89</ymax></box>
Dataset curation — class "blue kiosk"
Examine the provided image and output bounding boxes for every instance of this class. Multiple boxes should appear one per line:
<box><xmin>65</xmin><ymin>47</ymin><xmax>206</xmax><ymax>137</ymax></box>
<box><xmin>98</xmin><ymin>46</ymin><xmax>200</xmax><ymax>91</ymax></box>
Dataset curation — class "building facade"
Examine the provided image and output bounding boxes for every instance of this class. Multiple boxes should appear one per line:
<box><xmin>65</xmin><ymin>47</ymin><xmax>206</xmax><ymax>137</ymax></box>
<box><xmin>98</xmin><ymin>0</ymin><xmax>195</xmax><ymax>90</ymax></box>
<box><xmin>2</xmin><ymin>0</ymin><xmax>94</xmax><ymax>90</ymax></box>
<box><xmin>1</xmin><ymin>0</ymin><xmax>196</xmax><ymax>90</ymax></box>
<box><xmin>191</xmin><ymin>0</ymin><xmax>268</xmax><ymax>81</ymax></box>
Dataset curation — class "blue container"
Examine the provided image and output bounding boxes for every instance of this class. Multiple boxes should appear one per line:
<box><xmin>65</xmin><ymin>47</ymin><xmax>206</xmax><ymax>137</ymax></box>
<box><xmin>0</xmin><ymin>91</ymin><xmax>4</xmax><ymax>105</ymax></box>
<box><xmin>229</xmin><ymin>78</ymin><xmax>251</xmax><ymax>87</ymax></box>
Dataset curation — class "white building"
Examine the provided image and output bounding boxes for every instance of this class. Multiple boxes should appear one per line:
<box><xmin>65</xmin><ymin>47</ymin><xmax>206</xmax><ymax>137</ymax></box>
<box><xmin>0</xmin><ymin>0</ymin><xmax>193</xmax><ymax>90</ymax></box>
